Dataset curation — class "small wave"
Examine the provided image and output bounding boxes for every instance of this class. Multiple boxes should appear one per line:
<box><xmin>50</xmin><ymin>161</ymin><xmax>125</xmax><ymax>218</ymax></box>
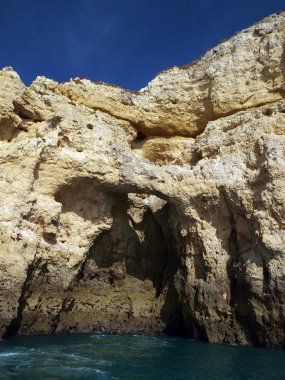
<box><xmin>63</xmin><ymin>366</ymin><xmax>110</xmax><ymax>376</ymax></box>
<box><xmin>63</xmin><ymin>353</ymin><xmax>89</xmax><ymax>360</ymax></box>
<box><xmin>94</xmin><ymin>359</ymin><xmax>113</xmax><ymax>367</ymax></box>
<box><xmin>0</xmin><ymin>352</ymin><xmax>21</xmax><ymax>358</ymax></box>
<box><xmin>90</xmin><ymin>334</ymin><xmax>109</xmax><ymax>338</ymax></box>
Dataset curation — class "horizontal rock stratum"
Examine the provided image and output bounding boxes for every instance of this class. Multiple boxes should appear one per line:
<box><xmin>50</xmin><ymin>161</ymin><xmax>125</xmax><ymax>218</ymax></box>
<box><xmin>0</xmin><ymin>12</ymin><xmax>285</xmax><ymax>347</ymax></box>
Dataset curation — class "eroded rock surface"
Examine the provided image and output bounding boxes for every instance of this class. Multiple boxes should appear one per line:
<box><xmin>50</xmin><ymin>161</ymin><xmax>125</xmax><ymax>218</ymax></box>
<box><xmin>0</xmin><ymin>12</ymin><xmax>285</xmax><ymax>347</ymax></box>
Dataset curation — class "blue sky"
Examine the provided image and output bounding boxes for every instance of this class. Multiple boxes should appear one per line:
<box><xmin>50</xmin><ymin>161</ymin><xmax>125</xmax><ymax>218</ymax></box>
<box><xmin>0</xmin><ymin>0</ymin><xmax>284</xmax><ymax>90</ymax></box>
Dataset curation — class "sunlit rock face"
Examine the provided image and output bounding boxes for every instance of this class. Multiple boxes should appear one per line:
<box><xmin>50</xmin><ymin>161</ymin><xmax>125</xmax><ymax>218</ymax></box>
<box><xmin>0</xmin><ymin>12</ymin><xmax>285</xmax><ymax>347</ymax></box>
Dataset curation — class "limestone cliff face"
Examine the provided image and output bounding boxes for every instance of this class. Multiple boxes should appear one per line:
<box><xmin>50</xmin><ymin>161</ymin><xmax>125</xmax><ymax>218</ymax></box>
<box><xmin>0</xmin><ymin>12</ymin><xmax>285</xmax><ymax>347</ymax></box>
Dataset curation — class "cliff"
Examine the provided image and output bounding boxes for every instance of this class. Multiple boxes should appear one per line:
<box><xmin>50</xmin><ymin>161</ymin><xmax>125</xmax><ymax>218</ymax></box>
<box><xmin>0</xmin><ymin>12</ymin><xmax>285</xmax><ymax>347</ymax></box>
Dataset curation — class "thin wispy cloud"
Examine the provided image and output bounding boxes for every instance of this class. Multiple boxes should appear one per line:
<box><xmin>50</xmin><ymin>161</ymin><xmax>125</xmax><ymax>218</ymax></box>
<box><xmin>63</xmin><ymin>7</ymin><xmax>119</xmax><ymax>73</ymax></box>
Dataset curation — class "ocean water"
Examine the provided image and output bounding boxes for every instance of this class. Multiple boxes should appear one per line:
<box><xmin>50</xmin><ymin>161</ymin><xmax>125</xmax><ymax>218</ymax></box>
<box><xmin>0</xmin><ymin>334</ymin><xmax>284</xmax><ymax>380</ymax></box>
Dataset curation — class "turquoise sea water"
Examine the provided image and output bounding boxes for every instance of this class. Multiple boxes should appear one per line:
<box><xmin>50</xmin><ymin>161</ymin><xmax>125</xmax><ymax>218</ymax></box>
<box><xmin>0</xmin><ymin>334</ymin><xmax>284</xmax><ymax>380</ymax></box>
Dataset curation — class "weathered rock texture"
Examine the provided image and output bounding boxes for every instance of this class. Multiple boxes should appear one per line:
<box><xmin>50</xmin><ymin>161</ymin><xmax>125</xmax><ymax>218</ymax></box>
<box><xmin>0</xmin><ymin>12</ymin><xmax>285</xmax><ymax>348</ymax></box>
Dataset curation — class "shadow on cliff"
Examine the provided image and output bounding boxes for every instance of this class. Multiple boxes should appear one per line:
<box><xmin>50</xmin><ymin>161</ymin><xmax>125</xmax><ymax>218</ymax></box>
<box><xmin>224</xmin><ymin>155</ymin><xmax>285</xmax><ymax>347</ymax></box>
<box><xmin>67</xmin><ymin>186</ymin><xmax>186</xmax><ymax>336</ymax></box>
<box><xmin>82</xmin><ymin>193</ymin><xmax>166</xmax><ymax>293</ymax></box>
<box><xmin>54</xmin><ymin>175</ymin><xmax>184</xmax><ymax>315</ymax></box>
